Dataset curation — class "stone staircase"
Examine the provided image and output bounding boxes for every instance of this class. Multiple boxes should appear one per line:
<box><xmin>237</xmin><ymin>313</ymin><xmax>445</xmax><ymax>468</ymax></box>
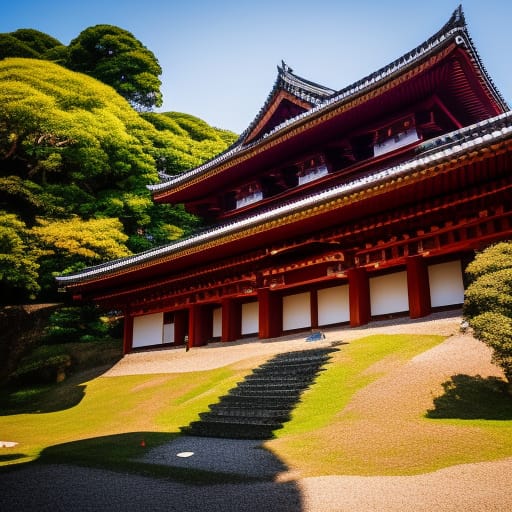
<box><xmin>180</xmin><ymin>347</ymin><xmax>336</xmax><ymax>439</ymax></box>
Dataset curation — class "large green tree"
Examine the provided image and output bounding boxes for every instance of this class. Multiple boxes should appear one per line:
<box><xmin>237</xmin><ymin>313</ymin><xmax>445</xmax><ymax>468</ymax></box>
<box><xmin>464</xmin><ymin>242</ymin><xmax>512</xmax><ymax>390</ymax></box>
<box><xmin>0</xmin><ymin>57</ymin><xmax>236</xmax><ymax>302</ymax></box>
<box><xmin>66</xmin><ymin>25</ymin><xmax>162</xmax><ymax>111</ymax></box>
<box><xmin>0</xmin><ymin>58</ymin><xmax>157</xmax><ymax>187</ymax></box>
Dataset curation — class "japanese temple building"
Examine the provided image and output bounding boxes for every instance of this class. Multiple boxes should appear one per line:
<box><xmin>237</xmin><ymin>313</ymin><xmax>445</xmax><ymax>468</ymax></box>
<box><xmin>57</xmin><ymin>7</ymin><xmax>512</xmax><ymax>353</ymax></box>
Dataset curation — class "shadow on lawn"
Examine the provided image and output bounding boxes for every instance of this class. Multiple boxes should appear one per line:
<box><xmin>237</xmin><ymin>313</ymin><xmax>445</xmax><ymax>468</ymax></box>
<box><xmin>0</xmin><ymin>366</ymin><xmax>111</xmax><ymax>415</ymax></box>
<box><xmin>0</xmin><ymin>453</ymin><xmax>27</xmax><ymax>462</ymax></box>
<box><xmin>0</xmin><ymin>432</ymin><xmax>304</xmax><ymax>511</ymax></box>
<box><xmin>427</xmin><ymin>374</ymin><xmax>512</xmax><ymax>420</ymax></box>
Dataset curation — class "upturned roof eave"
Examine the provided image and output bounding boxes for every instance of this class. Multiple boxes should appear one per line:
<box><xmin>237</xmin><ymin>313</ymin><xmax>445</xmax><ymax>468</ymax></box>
<box><xmin>58</xmin><ymin>108</ymin><xmax>512</xmax><ymax>288</ymax></box>
<box><xmin>148</xmin><ymin>6</ymin><xmax>505</xmax><ymax>198</ymax></box>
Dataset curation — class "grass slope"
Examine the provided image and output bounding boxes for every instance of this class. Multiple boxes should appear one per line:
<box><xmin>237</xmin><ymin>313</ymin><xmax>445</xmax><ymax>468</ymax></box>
<box><xmin>268</xmin><ymin>334</ymin><xmax>512</xmax><ymax>476</ymax></box>
<box><xmin>1</xmin><ymin>333</ymin><xmax>511</xmax><ymax>480</ymax></box>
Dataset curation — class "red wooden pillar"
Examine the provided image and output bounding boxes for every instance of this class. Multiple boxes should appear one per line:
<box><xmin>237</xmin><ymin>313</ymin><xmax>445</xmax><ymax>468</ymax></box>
<box><xmin>188</xmin><ymin>304</ymin><xmax>212</xmax><ymax>347</ymax></box>
<box><xmin>310</xmin><ymin>289</ymin><xmax>319</xmax><ymax>329</ymax></box>
<box><xmin>258</xmin><ymin>288</ymin><xmax>282</xmax><ymax>339</ymax></box>
<box><xmin>173</xmin><ymin>309</ymin><xmax>188</xmax><ymax>345</ymax></box>
<box><xmin>407</xmin><ymin>255</ymin><xmax>431</xmax><ymax>318</ymax></box>
<box><xmin>122</xmin><ymin>311</ymin><xmax>134</xmax><ymax>354</ymax></box>
<box><xmin>221</xmin><ymin>298</ymin><xmax>241</xmax><ymax>342</ymax></box>
<box><xmin>348</xmin><ymin>268</ymin><xmax>371</xmax><ymax>327</ymax></box>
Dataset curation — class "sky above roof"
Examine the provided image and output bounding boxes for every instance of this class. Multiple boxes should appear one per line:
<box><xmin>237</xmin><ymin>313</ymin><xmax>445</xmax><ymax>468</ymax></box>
<box><xmin>2</xmin><ymin>0</ymin><xmax>511</xmax><ymax>134</ymax></box>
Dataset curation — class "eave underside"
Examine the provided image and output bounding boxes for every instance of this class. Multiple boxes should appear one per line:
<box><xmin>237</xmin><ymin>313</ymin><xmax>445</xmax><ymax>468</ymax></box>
<box><xmin>69</xmin><ymin>142</ymin><xmax>512</xmax><ymax>311</ymax></box>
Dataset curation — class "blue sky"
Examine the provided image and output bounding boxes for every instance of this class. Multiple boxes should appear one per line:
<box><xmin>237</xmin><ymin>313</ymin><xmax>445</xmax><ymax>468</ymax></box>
<box><xmin>2</xmin><ymin>1</ymin><xmax>511</xmax><ymax>133</ymax></box>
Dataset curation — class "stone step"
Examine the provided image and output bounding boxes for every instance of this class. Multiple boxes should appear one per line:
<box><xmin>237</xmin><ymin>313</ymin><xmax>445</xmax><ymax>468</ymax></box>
<box><xmin>251</xmin><ymin>365</ymin><xmax>324</xmax><ymax>376</ymax></box>
<box><xmin>263</xmin><ymin>348</ymin><xmax>333</xmax><ymax>359</ymax></box>
<box><xmin>180</xmin><ymin>421</ymin><xmax>279</xmax><ymax>440</ymax></box>
<box><xmin>271</xmin><ymin>347</ymin><xmax>333</xmax><ymax>356</ymax></box>
<box><xmin>209</xmin><ymin>400</ymin><xmax>293</xmax><ymax>411</ymax></box>
<box><xmin>243</xmin><ymin>374</ymin><xmax>307</xmax><ymax>383</ymax></box>
<box><xmin>199</xmin><ymin>412</ymin><xmax>288</xmax><ymax>424</ymax></box>
<box><xmin>259</xmin><ymin>358</ymin><xmax>329</xmax><ymax>369</ymax></box>
<box><xmin>206</xmin><ymin>405</ymin><xmax>291</xmax><ymax>419</ymax></box>
<box><xmin>234</xmin><ymin>382</ymin><xmax>308</xmax><ymax>392</ymax></box>
<box><xmin>213</xmin><ymin>393</ymin><xmax>298</xmax><ymax>408</ymax></box>
<box><xmin>262</xmin><ymin>353</ymin><xmax>331</xmax><ymax>365</ymax></box>
<box><xmin>179</xmin><ymin>347</ymin><xmax>337</xmax><ymax>440</ymax></box>
<box><xmin>228</xmin><ymin>387</ymin><xmax>301</xmax><ymax>397</ymax></box>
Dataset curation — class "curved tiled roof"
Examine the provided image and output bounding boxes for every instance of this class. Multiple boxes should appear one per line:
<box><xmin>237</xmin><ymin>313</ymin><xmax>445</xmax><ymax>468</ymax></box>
<box><xmin>147</xmin><ymin>6</ymin><xmax>508</xmax><ymax>195</ymax></box>
<box><xmin>57</xmin><ymin>109</ymin><xmax>512</xmax><ymax>286</ymax></box>
<box><xmin>236</xmin><ymin>60</ymin><xmax>336</xmax><ymax>143</ymax></box>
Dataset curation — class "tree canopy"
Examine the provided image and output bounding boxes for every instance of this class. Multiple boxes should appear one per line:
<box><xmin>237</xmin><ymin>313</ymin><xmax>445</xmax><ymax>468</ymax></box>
<box><xmin>0</xmin><ymin>29</ymin><xmax>63</xmax><ymax>60</ymax></box>
<box><xmin>0</xmin><ymin>57</ymin><xmax>236</xmax><ymax>303</ymax></box>
<box><xmin>66</xmin><ymin>25</ymin><xmax>163</xmax><ymax>111</ymax></box>
<box><xmin>1</xmin><ymin>25</ymin><xmax>162</xmax><ymax>111</ymax></box>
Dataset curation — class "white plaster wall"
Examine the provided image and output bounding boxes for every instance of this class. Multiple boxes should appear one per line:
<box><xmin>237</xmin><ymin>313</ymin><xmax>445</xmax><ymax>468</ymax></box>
<box><xmin>283</xmin><ymin>292</ymin><xmax>311</xmax><ymax>331</ymax></box>
<box><xmin>374</xmin><ymin>128</ymin><xmax>419</xmax><ymax>156</ymax></box>
<box><xmin>213</xmin><ymin>307</ymin><xmax>222</xmax><ymax>338</ymax></box>
<box><xmin>429</xmin><ymin>260</ymin><xmax>464</xmax><ymax>307</ymax></box>
<box><xmin>370</xmin><ymin>271</ymin><xmax>409</xmax><ymax>316</ymax></box>
<box><xmin>163</xmin><ymin>323</ymin><xmax>175</xmax><ymax>344</ymax></box>
<box><xmin>132</xmin><ymin>312</ymin><xmax>163</xmax><ymax>348</ymax></box>
<box><xmin>318</xmin><ymin>285</ymin><xmax>350</xmax><ymax>326</ymax></box>
<box><xmin>241</xmin><ymin>302</ymin><xmax>258</xmax><ymax>335</ymax></box>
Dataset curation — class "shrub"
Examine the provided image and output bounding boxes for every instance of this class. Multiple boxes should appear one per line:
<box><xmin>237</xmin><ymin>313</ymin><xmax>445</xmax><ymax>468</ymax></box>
<box><xmin>464</xmin><ymin>241</ymin><xmax>512</xmax><ymax>389</ymax></box>
<box><xmin>42</xmin><ymin>305</ymin><xmax>113</xmax><ymax>344</ymax></box>
<box><xmin>470</xmin><ymin>312</ymin><xmax>512</xmax><ymax>382</ymax></box>
<box><xmin>12</xmin><ymin>352</ymin><xmax>71</xmax><ymax>385</ymax></box>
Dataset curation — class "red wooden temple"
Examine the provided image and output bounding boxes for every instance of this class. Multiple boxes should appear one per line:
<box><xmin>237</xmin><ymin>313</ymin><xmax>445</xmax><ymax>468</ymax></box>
<box><xmin>57</xmin><ymin>7</ymin><xmax>512</xmax><ymax>353</ymax></box>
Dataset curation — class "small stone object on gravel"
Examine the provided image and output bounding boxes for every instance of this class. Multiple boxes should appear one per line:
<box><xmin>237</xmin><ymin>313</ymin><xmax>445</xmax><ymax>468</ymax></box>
<box><xmin>139</xmin><ymin>436</ymin><xmax>287</xmax><ymax>479</ymax></box>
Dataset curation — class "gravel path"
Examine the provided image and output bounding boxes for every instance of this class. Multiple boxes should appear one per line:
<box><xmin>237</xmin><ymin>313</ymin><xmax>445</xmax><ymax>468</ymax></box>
<box><xmin>103</xmin><ymin>310</ymin><xmax>462</xmax><ymax>376</ymax></box>
<box><xmin>2</xmin><ymin>310</ymin><xmax>511</xmax><ymax>511</ymax></box>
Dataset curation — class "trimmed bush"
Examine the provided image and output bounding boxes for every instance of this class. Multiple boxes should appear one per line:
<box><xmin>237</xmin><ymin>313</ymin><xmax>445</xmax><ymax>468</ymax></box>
<box><xmin>464</xmin><ymin>241</ymin><xmax>512</xmax><ymax>389</ymax></box>
<box><xmin>470</xmin><ymin>312</ymin><xmax>512</xmax><ymax>382</ymax></box>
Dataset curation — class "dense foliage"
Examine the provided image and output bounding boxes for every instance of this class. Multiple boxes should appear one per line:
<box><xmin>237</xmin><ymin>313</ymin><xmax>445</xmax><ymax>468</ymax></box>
<box><xmin>0</xmin><ymin>57</ymin><xmax>236</xmax><ymax>304</ymax></box>
<box><xmin>464</xmin><ymin>242</ymin><xmax>512</xmax><ymax>386</ymax></box>
<box><xmin>1</xmin><ymin>25</ymin><xmax>162</xmax><ymax>111</ymax></box>
<box><xmin>0</xmin><ymin>28</ymin><xmax>64</xmax><ymax>60</ymax></box>
<box><xmin>66</xmin><ymin>25</ymin><xmax>162</xmax><ymax>111</ymax></box>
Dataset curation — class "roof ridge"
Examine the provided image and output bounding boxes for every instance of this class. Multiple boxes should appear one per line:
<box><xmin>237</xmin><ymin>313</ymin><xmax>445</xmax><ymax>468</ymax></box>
<box><xmin>233</xmin><ymin>61</ymin><xmax>334</xmax><ymax>146</ymax></box>
<box><xmin>330</xmin><ymin>5</ymin><xmax>466</xmax><ymax>101</ymax></box>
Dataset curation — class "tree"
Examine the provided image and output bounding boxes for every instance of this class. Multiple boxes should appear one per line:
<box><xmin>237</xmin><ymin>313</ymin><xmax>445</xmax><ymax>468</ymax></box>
<box><xmin>142</xmin><ymin>111</ymin><xmax>237</xmax><ymax>175</ymax></box>
<box><xmin>0</xmin><ymin>176</ymin><xmax>47</xmax><ymax>225</ymax></box>
<box><xmin>0</xmin><ymin>58</ymin><xmax>158</xmax><ymax>191</ymax></box>
<box><xmin>32</xmin><ymin>216</ymin><xmax>133</xmax><ymax>297</ymax></box>
<box><xmin>0</xmin><ymin>57</ymin><xmax>236</xmax><ymax>302</ymax></box>
<box><xmin>0</xmin><ymin>211</ymin><xmax>40</xmax><ymax>303</ymax></box>
<box><xmin>464</xmin><ymin>242</ymin><xmax>512</xmax><ymax>391</ymax></box>
<box><xmin>66</xmin><ymin>25</ymin><xmax>162</xmax><ymax>111</ymax></box>
<box><xmin>0</xmin><ymin>33</ymin><xmax>39</xmax><ymax>59</ymax></box>
<box><xmin>7</xmin><ymin>29</ymin><xmax>62</xmax><ymax>55</ymax></box>
<box><xmin>0</xmin><ymin>29</ymin><xmax>63</xmax><ymax>61</ymax></box>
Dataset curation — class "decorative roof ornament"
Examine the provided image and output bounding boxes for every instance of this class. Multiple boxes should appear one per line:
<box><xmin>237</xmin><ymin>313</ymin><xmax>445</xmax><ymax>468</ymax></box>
<box><xmin>451</xmin><ymin>3</ymin><xmax>465</xmax><ymax>27</ymax></box>
<box><xmin>280</xmin><ymin>60</ymin><xmax>293</xmax><ymax>74</ymax></box>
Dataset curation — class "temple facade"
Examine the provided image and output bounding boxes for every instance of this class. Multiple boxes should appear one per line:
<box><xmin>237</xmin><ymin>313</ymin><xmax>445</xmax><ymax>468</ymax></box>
<box><xmin>57</xmin><ymin>7</ymin><xmax>512</xmax><ymax>353</ymax></box>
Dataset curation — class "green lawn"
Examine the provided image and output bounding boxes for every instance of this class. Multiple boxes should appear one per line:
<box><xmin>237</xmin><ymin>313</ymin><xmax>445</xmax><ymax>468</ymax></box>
<box><xmin>0</xmin><ymin>365</ymin><xmax>249</xmax><ymax>481</ymax></box>
<box><xmin>1</xmin><ymin>333</ymin><xmax>511</xmax><ymax>480</ymax></box>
